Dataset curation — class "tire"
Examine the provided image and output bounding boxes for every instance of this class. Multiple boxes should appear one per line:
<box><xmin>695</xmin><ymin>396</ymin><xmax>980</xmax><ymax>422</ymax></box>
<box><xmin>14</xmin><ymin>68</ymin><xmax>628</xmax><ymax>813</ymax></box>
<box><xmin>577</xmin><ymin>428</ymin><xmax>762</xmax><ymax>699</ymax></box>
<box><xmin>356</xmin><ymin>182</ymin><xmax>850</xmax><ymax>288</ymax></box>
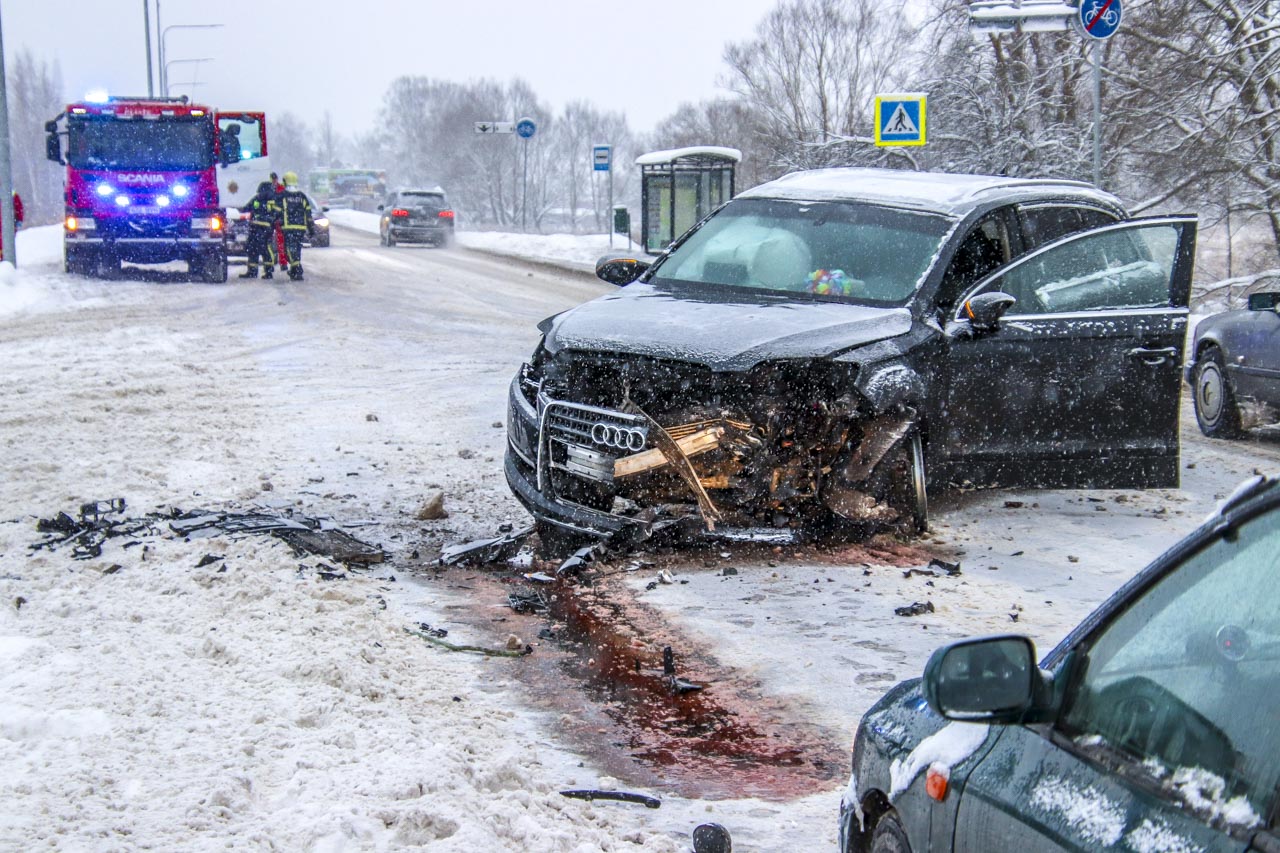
<box><xmin>196</xmin><ymin>251</ymin><xmax>228</xmax><ymax>284</ymax></box>
<box><xmin>868</xmin><ymin>813</ymin><xmax>912</xmax><ymax>853</ymax></box>
<box><xmin>884</xmin><ymin>431</ymin><xmax>928</xmax><ymax>536</ymax></box>
<box><xmin>1193</xmin><ymin>347</ymin><xmax>1243</xmax><ymax>438</ymax></box>
<box><xmin>379</xmin><ymin>229</ymin><xmax>388</xmax><ymax>247</ymax></box>
<box><xmin>312</xmin><ymin>233</ymin><xmax>329</xmax><ymax>248</ymax></box>
<box><xmin>386</xmin><ymin>231</ymin><xmax>397</xmax><ymax>247</ymax></box>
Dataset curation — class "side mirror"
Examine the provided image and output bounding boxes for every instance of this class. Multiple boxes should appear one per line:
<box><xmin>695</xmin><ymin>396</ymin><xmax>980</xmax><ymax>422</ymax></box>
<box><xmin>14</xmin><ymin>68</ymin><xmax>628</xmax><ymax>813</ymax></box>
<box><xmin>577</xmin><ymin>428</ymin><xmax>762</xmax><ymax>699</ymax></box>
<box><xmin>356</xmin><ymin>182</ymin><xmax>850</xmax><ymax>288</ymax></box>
<box><xmin>595</xmin><ymin>254</ymin><xmax>649</xmax><ymax>286</ymax></box>
<box><xmin>1247</xmin><ymin>292</ymin><xmax>1280</xmax><ymax>311</ymax></box>
<box><xmin>376</xmin><ymin>204</ymin><xmax>384</xmax><ymax>212</ymax></box>
<box><xmin>45</xmin><ymin>133</ymin><xmax>64</xmax><ymax>165</ymax></box>
<box><xmin>961</xmin><ymin>292</ymin><xmax>1016</xmax><ymax>332</ymax></box>
<box><xmin>322</xmin><ymin>206</ymin><xmax>330</xmax><ymax>213</ymax></box>
<box><xmin>923</xmin><ymin>635</ymin><xmax>1043</xmax><ymax>723</ymax></box>
<box><xmin>44</xmin><ymin>119</ymin><xmax>58</xmax><ymax>134</ymax></box>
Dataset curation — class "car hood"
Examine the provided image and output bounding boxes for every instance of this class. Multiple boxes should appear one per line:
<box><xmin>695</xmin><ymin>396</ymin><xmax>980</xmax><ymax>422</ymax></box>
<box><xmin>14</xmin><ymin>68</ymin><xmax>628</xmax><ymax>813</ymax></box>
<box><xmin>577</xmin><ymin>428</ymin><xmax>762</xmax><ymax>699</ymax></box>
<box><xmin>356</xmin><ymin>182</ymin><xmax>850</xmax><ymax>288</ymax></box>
<box><xmin>542</xmin><ymin>282</ymin><xmax>913</xmax><ymax>372</ymax></box>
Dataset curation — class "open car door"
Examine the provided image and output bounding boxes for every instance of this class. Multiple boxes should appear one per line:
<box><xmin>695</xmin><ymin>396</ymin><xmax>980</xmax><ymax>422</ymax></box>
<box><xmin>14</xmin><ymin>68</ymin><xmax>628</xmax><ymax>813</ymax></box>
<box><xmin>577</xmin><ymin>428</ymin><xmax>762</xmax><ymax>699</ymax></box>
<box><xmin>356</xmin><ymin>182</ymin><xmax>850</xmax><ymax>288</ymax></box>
<box><xmin>936</xmin><ymin>215</ymin><xmax>1197</xmax><ymax>489</ymax></box>
<box><xmin>215</xmin><ymin>111</ymin><xmax>270</xmax><ymax>210</ymax></box>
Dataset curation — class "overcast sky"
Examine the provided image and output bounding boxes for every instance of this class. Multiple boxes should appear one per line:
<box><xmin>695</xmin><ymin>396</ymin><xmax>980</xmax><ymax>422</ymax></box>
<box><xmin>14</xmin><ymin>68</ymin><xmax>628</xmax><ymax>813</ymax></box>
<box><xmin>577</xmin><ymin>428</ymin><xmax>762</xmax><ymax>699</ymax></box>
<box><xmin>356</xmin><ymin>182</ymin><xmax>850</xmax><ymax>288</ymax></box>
<box><xmin>5</xmin><ymin>0</ymin><xmax>783</xmax><ymax>137</ymax></box>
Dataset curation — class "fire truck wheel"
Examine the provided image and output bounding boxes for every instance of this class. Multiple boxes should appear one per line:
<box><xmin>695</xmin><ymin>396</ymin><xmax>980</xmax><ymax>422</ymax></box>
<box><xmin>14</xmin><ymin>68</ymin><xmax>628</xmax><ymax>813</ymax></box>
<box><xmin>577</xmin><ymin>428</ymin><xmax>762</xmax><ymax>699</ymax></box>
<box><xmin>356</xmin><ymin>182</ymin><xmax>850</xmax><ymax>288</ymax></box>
<box><xmin>192</xmin><ymin>252</ymin><xmax>228</xmax><ymax>284</ymax></box>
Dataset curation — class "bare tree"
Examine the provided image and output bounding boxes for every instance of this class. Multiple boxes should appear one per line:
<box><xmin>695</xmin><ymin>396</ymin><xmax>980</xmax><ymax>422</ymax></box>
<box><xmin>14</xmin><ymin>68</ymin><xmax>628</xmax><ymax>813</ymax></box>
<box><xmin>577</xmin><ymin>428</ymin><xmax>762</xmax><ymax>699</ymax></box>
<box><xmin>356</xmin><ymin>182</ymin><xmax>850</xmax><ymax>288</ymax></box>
<box><xmin>267</xmin><ymin>111</ymin><xmax>316</xmax><ymax>179</ymax></box>
<box><xmin>722</xmin><ymin>0</ymin><xmax>916</xmax><ymax>171</ymax></box>
<box><xmin>7</xmin><ymin>49</ymin><xmax>65</xmax><ymax>225</ymax></box>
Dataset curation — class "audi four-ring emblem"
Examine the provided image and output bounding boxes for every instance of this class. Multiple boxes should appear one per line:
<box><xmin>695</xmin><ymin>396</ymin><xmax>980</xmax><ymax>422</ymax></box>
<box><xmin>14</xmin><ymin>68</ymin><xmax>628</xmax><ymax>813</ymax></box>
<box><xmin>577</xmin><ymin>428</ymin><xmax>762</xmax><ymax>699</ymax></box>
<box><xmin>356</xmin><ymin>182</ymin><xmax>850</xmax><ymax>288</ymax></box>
<box><xmin>590</xmin><ymin>422</ymin><xmax>646</xmax><ymax>452</ymax></box>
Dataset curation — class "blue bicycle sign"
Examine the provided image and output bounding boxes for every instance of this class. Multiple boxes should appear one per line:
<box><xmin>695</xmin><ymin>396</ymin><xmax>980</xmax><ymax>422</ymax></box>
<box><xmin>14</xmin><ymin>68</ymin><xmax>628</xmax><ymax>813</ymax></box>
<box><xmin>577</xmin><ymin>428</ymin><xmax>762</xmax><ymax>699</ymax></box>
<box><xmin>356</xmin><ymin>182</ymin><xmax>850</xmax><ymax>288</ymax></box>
<box><xmin>1076</xmin><ymin>0</ymin><xmax>1122</xmax><ymax>39</ymax></box>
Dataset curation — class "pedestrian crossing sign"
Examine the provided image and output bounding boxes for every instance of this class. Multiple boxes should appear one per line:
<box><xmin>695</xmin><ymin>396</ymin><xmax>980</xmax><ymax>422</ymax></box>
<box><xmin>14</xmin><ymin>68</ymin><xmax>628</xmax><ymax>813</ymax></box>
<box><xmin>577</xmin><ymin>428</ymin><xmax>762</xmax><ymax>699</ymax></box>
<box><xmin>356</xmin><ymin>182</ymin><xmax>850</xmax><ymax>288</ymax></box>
<box><xmin>874</xmin><ymin>94</ymin><xmax>927</xmax><ymax>147</ymax></box>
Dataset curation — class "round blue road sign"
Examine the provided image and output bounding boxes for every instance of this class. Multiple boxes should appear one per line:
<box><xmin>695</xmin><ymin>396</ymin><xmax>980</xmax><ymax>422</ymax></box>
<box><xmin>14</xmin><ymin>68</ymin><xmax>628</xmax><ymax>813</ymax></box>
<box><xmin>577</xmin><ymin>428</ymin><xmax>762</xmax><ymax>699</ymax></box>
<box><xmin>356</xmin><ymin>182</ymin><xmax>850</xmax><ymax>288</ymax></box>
<box><xmin>516</xmin><ymin>118</ymin><xmax>537</xmax><ymax>139</ymax></box>
<box><xmin>1077</xmin><ymin>0</ymin><xmax>1122</xmax><ymax>39</ymax></box>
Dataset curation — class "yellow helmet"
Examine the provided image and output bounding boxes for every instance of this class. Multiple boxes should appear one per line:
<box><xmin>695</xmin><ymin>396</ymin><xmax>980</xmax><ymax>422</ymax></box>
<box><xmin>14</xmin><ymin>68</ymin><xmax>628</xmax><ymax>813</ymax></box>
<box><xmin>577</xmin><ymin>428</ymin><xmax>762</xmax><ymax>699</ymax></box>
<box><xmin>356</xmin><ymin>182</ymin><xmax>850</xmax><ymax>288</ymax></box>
<box><xmin>283</xmin><ymin>171</ymin><xmax>299</xmax><ymax>187</ymax></box>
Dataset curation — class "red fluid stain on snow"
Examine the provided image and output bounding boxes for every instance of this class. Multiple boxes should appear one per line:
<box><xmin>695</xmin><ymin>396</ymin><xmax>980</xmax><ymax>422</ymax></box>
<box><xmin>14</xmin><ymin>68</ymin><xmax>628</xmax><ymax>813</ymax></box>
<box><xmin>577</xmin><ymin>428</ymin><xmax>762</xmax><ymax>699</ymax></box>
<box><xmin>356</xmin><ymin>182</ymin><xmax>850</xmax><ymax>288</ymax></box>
<box><xmin>505</xmin><ymin>572</ymin><xmax>841</xmax><ymax>800</ymax></box>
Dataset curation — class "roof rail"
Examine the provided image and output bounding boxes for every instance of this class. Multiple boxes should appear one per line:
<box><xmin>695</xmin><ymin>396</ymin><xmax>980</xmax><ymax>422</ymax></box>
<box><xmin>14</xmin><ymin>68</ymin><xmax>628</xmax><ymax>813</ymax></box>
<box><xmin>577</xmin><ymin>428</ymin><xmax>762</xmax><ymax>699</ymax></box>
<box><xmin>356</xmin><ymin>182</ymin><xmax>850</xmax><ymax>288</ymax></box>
<box><xmin>965</xmin><ymin>177</ymin><xmax>1097</xmax><ymax>199</ymax></box>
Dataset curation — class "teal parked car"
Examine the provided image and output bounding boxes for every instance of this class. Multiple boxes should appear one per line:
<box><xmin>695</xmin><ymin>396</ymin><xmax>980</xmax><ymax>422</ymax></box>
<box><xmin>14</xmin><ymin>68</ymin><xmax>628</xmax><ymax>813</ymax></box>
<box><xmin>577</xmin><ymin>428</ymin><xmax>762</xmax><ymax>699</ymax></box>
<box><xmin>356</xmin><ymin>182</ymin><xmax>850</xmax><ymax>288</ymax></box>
<box><xmin>841</xmin><ymin>475</ymin><xmax>1280</xmax><ymax>853</ymax></box>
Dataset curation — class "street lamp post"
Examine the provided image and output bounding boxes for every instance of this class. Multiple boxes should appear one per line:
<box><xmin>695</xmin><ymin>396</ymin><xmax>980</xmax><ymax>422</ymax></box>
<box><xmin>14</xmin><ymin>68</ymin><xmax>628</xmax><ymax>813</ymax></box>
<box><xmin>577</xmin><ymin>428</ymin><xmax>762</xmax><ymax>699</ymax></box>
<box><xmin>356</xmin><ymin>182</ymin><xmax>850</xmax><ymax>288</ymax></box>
<box><xmin>160</xmin><ymin>23</ymin><xmax>222</xmax><ymax>95</ymax></box>
<box><xmin>164</xmin><ymin>58</ymin><xmax>213</xmax><ymax>96</ymax></box>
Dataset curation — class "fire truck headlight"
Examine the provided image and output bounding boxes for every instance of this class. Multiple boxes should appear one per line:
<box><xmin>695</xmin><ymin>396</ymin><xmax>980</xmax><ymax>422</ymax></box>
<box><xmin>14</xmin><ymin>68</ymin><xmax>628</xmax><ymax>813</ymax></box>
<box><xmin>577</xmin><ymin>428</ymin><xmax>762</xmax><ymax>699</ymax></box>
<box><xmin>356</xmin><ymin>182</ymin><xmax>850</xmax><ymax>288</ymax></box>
<box><xmin>156</xmin><ymin>196</ymin><xmax>171</xmax><ymax>207</ymax></box>
<box><xmin>172</xmin><ymin>184</ymin><xmax>189</xmax><ymax>199</ymax></box>
<box><xmin>95</xmin><ymin>183</ymin><xmax>114</xmax><ymax>197</ymax></box>
<box><xmin>115</xmin><ymin>195</ymin><xmax>130</xmax><ymax>207</ymax></box>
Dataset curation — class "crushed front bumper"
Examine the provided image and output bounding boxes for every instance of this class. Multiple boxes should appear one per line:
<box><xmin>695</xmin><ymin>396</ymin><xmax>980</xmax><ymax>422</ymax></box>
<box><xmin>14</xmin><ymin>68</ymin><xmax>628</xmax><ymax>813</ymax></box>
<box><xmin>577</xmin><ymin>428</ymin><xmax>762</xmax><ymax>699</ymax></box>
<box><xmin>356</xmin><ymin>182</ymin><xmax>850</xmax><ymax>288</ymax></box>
<box><xmin>504</xmin><ymin>374</ymin><xmax>635</xmax><ymax>537</ymax></box>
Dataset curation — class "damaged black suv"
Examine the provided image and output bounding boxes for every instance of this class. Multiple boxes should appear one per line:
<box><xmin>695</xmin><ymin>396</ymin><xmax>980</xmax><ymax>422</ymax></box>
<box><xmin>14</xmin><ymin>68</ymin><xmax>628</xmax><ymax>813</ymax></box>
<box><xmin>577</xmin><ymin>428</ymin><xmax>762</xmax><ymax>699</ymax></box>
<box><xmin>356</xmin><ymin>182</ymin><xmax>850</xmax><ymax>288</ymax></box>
<box><xmin>505</xmin><ymin>168</ymin><xmax>1196</xmax><ymax>547</ymax></box>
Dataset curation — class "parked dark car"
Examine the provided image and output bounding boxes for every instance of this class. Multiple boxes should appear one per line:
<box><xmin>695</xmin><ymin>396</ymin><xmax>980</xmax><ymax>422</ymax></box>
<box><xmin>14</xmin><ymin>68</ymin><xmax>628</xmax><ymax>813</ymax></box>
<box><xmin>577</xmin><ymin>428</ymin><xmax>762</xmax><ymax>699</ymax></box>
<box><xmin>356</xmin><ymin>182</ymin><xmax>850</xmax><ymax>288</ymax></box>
<box><xmin>504</xmin><ymin>168</ymin><xmax>1197</xmax><ymax>550</ymax></box>
<box><xmin>378</xmin><ymin>188</ymin><xmax>455</xmax><ymax>247</ymax></box>
<box><xmin>1188</xmin><ymin>291</ymin><xmax>1280</xmax><ymax>437</ymax></box>
<box><xmin>840</xmin><ymin>474</ymin><xmax>1280</xmax><ymax>852</ymax></box>
<box><xmin>306</xmin><ymin>195</ymin><xmax>330</xmax><ymax>248</ymax></box>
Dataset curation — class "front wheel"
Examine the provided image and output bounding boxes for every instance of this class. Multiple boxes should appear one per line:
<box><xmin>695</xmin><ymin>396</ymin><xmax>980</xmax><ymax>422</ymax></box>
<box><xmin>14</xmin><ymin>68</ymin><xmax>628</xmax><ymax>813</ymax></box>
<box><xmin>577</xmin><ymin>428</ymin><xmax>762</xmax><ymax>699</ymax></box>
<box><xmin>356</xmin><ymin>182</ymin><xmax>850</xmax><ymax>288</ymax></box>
<box><xmin>1193</xmin><ymin>347</ymin><xmax>1243</xmax><ymax>438</ymax></box>
<box><xmin>884</xmin><ymin>431</ymin><xmax>928</xmax><ymax>536</ymax></box>
<box><xmin>868</xmin><ymin>813</ymin><xmax>912</xmax><ymax>853</ymax></box>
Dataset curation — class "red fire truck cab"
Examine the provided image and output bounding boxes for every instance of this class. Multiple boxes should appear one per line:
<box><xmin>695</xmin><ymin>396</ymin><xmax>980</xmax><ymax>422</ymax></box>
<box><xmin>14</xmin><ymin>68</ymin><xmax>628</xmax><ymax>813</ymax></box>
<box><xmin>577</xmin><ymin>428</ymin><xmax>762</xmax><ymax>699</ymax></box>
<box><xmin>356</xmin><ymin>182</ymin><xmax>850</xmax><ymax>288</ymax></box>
<box><xmin>46</xmin><ymin>94</ymin><xmax>229</xmax><ymax>282</ymax></box>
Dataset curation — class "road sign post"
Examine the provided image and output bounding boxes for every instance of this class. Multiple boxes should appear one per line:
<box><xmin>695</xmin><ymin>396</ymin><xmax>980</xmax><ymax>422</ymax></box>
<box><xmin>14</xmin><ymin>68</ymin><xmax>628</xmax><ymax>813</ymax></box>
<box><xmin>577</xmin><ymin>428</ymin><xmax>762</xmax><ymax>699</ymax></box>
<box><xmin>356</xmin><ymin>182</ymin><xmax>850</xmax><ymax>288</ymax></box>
<box><xmin>516</xmin><ymin>118</ymin><xmax>536</xmax><ymax>232</ymax></box>
<box><xmin>1074</xmin><ymin>0</ymin><xmax>1123</xmax><ymax>187</ymax></box>
<box><xmin>593</xmin><ymin>144</ymin><xmax>612</xmax><ymax>247</ymax></box>
<box><xmin>873</xmin><ymin>94</ymin><xmax>927</xmax><ymax>147</ymax></box>
<box><xmin>969</xmin><ymin>1</ymin><xmax>1120</xmax><ymax>189</ymax></box>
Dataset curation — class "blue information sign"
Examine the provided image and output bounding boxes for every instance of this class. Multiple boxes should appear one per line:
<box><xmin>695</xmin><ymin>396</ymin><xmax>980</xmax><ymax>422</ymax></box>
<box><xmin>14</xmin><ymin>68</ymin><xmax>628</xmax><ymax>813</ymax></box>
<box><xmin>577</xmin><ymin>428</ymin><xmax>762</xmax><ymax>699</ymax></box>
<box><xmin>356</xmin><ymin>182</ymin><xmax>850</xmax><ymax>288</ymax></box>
<box><xmin>1077</xmin><ymin>0</ymin><xmax>1122</xmax><ymax>39</ymax></box>
<box><xmin>592</xmin><ymin>145</ymin><xmax>611</xmax><ymax>172</ymax></box>
<box><xmin>874</xmin><ymin>94</ymin><xmax>927</xmax><ymax>147</ymax></box>
<box><xmin>516</xmin><ymin>118</ymin><xmax>537</xmax><ymax>139</ymax></box>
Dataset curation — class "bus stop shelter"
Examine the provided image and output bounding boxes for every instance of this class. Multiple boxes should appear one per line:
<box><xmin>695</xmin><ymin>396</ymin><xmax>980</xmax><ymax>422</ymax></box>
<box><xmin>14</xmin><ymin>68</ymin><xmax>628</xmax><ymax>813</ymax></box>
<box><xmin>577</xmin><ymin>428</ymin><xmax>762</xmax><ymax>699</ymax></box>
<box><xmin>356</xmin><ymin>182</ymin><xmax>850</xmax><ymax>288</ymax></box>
<box><xmin>636</xmin><ymin>146</ymin><xmax>741</xmax><ymax>254</ymax></box>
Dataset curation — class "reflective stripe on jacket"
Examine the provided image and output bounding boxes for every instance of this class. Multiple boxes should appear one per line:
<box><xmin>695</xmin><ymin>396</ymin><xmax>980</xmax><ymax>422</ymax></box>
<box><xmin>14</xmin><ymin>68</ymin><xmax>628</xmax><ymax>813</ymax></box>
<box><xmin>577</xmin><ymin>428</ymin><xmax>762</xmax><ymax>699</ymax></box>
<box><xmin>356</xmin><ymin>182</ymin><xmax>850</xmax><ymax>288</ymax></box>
<box><xmin>280</xmin><ymin>190</ymin><xmax>313</xmax><ymax>231</ymax></box>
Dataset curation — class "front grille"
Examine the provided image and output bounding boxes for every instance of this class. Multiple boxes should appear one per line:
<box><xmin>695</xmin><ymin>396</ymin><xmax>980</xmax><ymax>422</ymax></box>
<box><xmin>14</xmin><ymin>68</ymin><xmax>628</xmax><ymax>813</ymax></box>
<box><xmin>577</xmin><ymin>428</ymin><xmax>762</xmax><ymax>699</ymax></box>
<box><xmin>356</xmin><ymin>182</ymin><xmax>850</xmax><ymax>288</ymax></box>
<box><xmin>540</xmin><ymin>398</ymin><xmax>649</xmax><ymax>487</ymax></box>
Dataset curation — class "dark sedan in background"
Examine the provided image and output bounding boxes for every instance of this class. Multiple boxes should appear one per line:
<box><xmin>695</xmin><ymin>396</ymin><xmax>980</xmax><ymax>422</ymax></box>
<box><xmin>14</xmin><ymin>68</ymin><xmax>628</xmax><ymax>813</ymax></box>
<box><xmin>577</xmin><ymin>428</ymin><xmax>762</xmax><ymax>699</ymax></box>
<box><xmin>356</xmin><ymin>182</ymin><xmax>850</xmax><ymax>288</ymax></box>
<box><xmin>1188</xmin><ymin>291</ymin><xmax>1280</xmax><ymax>437</ymax></box>
<box><xmin>841</xmin><ymin>474</ymin><xmax>1280</xmax><ymax>853</ymax></box>
<box><xmin>378</xmin><ymin>188</ymin><xmax>455</xmax><ymax>247</ymax></box>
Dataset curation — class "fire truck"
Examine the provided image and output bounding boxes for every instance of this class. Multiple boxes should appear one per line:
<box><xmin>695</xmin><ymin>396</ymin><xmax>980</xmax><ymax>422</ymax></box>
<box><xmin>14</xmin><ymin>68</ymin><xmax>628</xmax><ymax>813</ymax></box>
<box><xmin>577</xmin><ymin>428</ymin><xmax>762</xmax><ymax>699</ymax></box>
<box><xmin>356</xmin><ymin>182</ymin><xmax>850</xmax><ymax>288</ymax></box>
<box><xmin>45</xmin><ymin>94</ymin><xmax>237</xmax><ymax>282</ymax></box>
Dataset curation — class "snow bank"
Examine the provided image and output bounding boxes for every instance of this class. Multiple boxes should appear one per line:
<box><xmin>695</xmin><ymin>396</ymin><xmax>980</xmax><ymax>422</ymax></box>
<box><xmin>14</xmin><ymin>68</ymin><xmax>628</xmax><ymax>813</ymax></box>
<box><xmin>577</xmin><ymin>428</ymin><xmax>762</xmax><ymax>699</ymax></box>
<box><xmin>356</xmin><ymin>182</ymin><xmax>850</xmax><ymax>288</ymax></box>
<box><xmin>327</xmin><ymin>208</ymin><xmax>633</xmax><ymax>274</ymax></box>
<box><xmin>326</xmin><ymin>208</ymin><xmax>381</xmax><ymax>235</ymax></box>
<box><xmin>457</xmin><ymin>231</ymin><xmax>635</xmax><ymax>272</ymax></box>
<box><xmin>0</xmin><ymin>226</ymin><xmax>105</xmax><ymax>320</ymax></box>
<box><xmin>888</xmin><ymin>721</ymin><xmax>989</xmax><ymax>800</ymax></box>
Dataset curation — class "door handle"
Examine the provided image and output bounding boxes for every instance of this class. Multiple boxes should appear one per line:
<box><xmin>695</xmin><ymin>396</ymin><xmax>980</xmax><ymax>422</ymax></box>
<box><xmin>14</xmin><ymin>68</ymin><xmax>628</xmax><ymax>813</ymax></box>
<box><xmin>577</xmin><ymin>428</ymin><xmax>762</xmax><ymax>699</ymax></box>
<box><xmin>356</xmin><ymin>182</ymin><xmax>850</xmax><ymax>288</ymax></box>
<box><xmin>1127</xmin><ymin>346</ymin><xmax>1178</xmax><ymax>365</ymax></box>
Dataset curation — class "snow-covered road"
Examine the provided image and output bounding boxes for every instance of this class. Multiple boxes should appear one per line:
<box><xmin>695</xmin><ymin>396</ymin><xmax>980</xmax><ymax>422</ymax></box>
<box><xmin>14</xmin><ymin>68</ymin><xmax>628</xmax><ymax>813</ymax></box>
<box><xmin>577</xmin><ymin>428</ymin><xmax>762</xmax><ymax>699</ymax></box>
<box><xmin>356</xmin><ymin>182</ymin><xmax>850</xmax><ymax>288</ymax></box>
<box><xmin>2</xmin><ymin>224</ymin><xmax>1278</xmax><ymax>851</ymax></box>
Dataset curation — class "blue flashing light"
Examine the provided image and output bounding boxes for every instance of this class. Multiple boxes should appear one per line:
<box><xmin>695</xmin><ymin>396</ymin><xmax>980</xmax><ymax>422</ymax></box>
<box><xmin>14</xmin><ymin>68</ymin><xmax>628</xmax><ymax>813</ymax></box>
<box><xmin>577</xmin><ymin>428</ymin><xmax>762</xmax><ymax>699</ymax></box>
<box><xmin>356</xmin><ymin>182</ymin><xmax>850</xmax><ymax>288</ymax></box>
<box><xmin>95</xmin><ymin>183</ymin><xmax>114</xmax><ymax>197</ymax></box>
<box><xmin>156</xmin><ymin>196</ymin><xmax>171</xmax><ymax>207</ymax></box>
<box><xmin>171</xmin><ymin>184</ymin><xmax>189</xmax><ymax>199</ymax></box>
<box><xmin>84</xmin><ymin>89</ymin><xmax>110</xmax><ymax>104</ymax></box>
<box><xmin>115</xmin><ymin>195</ymin><xmax>130</xmax><ymax>207</ymax></box>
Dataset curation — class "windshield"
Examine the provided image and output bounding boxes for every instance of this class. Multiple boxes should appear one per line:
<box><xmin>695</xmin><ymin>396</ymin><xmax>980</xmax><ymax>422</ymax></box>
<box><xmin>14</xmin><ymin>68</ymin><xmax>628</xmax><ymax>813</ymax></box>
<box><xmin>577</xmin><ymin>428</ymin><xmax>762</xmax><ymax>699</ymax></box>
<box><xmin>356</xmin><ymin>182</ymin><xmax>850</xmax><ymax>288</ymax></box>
<box><xmin>649</xmin><ymin>197</ymin><xmax>952</xmax><ymax>305</ymax></box>
<box><xmin>69</xmin><ymin>116</ymin><xmax>215</xmax><ymax>171</ymax></box>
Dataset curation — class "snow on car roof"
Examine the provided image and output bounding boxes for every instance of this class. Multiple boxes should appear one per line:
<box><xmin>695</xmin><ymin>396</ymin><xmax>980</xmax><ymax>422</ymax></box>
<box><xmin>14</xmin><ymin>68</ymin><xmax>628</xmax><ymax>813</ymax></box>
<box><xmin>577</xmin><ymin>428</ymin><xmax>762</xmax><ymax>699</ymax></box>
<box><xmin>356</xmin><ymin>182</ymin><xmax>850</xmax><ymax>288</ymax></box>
<box><xmin>740</xmin><ymin>167</ymin><xmax>1123</xmax><ymax>217</ymax></box>
<box><xmin>635</xmin><ymin>146</ymin><xmax>743</xmax><ymax>165</ymax></box>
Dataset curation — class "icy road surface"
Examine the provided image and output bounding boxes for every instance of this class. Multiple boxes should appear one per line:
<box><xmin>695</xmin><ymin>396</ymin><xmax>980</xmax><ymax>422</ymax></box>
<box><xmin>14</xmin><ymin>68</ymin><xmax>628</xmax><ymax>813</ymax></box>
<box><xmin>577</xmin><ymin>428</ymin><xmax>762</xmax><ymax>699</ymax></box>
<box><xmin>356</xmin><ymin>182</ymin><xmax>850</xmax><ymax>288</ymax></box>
<box><xmin>2</xmin><ymin>224</ymin><xmax>1279</xmax><ymax>850</ymax></box>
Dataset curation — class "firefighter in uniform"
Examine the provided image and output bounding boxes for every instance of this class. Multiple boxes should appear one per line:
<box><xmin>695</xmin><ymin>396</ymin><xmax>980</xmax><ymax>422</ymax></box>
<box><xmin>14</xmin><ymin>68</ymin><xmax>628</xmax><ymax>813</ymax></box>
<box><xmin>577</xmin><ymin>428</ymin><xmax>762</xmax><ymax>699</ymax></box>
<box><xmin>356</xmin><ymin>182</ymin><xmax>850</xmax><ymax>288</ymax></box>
<box><xmin>280</xmin><ymin>171</ymin><xmax>315</xmax><ymax>281</ymax></box>
<box><xmin>268</xmin><ymin>172</ymin><xmax>287</xmax><ymax>271</ymax></box>
<box><xmin>239</xmin><ymin>181</ymin><xmax>279</xmax><ymax>279</ymax></box>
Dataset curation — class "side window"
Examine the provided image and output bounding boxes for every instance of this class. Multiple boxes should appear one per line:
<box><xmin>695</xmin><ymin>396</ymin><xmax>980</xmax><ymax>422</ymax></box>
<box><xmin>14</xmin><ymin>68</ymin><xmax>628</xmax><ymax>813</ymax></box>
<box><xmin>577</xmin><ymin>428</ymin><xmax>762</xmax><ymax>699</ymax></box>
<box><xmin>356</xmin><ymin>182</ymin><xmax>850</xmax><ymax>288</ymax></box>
<box><xmin>1059</xmin><ymin>507</ymin><xmax>1280</xmax><ymax>827</ymax></box>
<box><xmin>217</xmin><ymin>116</ymin><xmax>264</xmax><ymax>161</ymax></box>
<box><xmin>1021</xmin><ymin>206</ymin><xmax>1120</xmax><ymax>249</ymax></box>
<box><xmin>978</xmin><ymin>223</ymin><xmax>1179</xmax><ymax>315</ymax></box>
<box><xmin>937</xmin><ymin>211</ymin><xmax>1016</xmax><ymax>313</ymax></box>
